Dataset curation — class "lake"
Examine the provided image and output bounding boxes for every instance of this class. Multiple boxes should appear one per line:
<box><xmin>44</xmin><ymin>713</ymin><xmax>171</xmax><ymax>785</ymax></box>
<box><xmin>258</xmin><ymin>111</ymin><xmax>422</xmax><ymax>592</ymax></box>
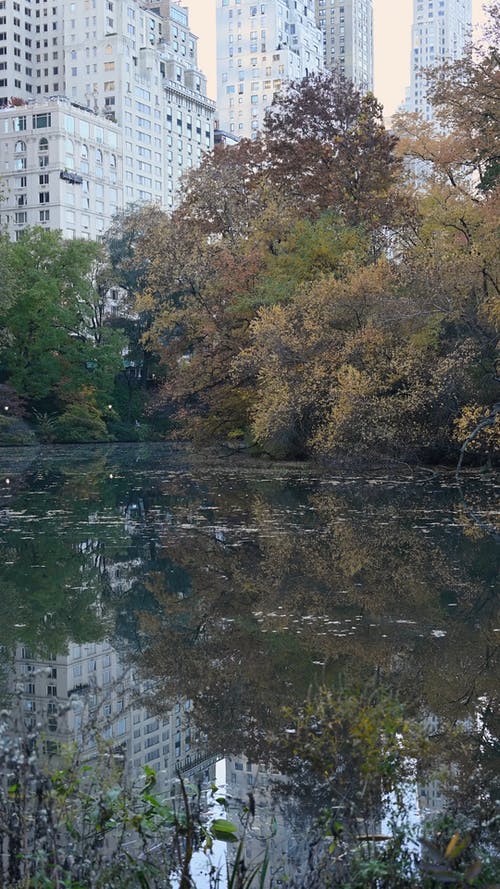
<box><xmin>0</xmin><ymin>443</ymin><xmax>498</xmax><ymax>886</ymax></box>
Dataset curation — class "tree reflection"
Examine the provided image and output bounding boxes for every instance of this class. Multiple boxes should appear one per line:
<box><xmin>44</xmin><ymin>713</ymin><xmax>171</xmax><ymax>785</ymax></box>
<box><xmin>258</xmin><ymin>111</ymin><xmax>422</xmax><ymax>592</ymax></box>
<box><xmin>0</xmin><ymin>448</ymin><xmax>497</xmax><ymax>842</ymax></box>
<box><xmin>129</xmin><ymin>472</ymin><xmax>498</xmax><ymax>801</ymax></box>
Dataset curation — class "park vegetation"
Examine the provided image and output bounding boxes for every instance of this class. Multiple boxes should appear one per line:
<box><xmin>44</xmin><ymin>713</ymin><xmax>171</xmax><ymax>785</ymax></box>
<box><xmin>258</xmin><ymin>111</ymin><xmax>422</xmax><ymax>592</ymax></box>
<box><xmin>0</xmin><ymin>10</ymin><xmax>498</xmax><ymax>465</ymax></box>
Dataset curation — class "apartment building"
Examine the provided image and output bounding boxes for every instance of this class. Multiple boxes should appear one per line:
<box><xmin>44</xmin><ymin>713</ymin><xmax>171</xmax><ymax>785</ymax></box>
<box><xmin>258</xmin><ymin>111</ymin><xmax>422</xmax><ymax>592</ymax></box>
<box><xmin>0</xmin><ymin>0</ymin><xmax>215</xmax><ymax>239</ymax></box>
<box><xmin>0</xmin><ymin>97</ymin><xmax>122</xmax><ymax>239</ymax></box>
<box><xmin>216</xmin><ymin>0</ymin><xmax>323</xmax><ymax>139</ymax></box>
<box><xmin>404</xmin><ymin>0</ymin><xmax>472</xmax><ymax>119</ymax></box>
<box><xmin>315</xmin><ymin>0</ymin><xmax>373</xmax><ymax>91</ymax></box>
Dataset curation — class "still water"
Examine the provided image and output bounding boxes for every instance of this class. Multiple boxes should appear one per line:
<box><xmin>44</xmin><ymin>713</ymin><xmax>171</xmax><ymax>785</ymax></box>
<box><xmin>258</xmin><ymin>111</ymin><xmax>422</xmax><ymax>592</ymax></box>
<box><xmin>0</xmin><ymin>444</ymin><xmax>498</xmax><ymax>882</ymax></box>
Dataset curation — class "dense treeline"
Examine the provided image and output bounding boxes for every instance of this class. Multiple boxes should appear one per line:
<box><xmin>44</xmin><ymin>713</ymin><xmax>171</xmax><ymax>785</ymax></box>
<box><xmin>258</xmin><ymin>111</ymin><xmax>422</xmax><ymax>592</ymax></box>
<box><xmin>0</xmin><ymin>8</ymin><xmax>498</xmax><ymax>463</ymax></box>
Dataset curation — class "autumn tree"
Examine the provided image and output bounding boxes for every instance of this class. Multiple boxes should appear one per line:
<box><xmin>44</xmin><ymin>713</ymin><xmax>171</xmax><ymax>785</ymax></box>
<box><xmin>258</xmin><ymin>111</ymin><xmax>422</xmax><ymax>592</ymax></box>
<box><xmin>133</xmin><ymin>80</ymin><xmax>406</xmax><ymax>444</ymax></box>
<box><xmin>132</xmin><ymin>142</ymin><xmax>300</xmax><ymax>441</ymax></box>
<box><xmin>393</xmin><ymin>5</ymin><xmax>499</xmax><ymax>193</ymax></box>
<box><xmin>124</xmin><ymin>58</ymin><xmax>497</xmax><ymax>462</ymax></box>
<box><xmin>262</xmin><ymin>72</ymin><xmax>407</xmax><ymax>235</ymax></box>
<box><xmin>427</xmin><ymin>3</ymin><xmax>500</xmax><ymax>192</ymax></box>
<box><xmin>239</xmin><ymin>180</ymin><xmax>499</xmax><ymax>462</ymax></box>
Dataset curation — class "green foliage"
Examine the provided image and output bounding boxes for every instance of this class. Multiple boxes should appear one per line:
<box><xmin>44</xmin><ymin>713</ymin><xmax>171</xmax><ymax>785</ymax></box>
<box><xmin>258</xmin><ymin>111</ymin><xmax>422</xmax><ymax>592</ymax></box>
<box><xmin>54</xmin><ymin>399</ymin><xmax>113</xmax><ymax>443</ymax></box>
<box><xmin>0</xmin><ymin>228</ymin><xmax>127</xmax><ymax>440</ymax></box>
<box><xmin>0</xmin><ymin>414</ymin><xmax>36</xmax><ymax>446</ymax></box>
<box><xmin>254</xmin><ymin>214</ymin><xmax>369</xmax><ymax>307</ymax></box>
<box><xmin>0</xmin><ymin>717</ymin><xmax>268</xmax><ymax>889</ymax></box>
<box><xmin>32</xmin><ymin>409</ymin><xmax>59</xmax><ymax>443</ymax></box>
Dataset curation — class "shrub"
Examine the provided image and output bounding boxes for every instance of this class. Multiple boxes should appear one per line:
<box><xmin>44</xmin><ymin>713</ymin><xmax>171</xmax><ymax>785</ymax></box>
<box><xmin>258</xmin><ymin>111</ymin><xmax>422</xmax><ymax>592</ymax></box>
<box><xmin>54</xmin><ymin>402</ymin><xmax>112</xmax><ymax>443</ymax></box>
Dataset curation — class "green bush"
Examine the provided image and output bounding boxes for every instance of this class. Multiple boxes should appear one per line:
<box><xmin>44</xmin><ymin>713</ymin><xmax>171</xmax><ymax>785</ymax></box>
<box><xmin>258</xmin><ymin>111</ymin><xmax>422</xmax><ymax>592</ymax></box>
<box><xmin>54</xmin><ymin>402</ymin><xmax>112</xmax><ymax>443</ymax></box>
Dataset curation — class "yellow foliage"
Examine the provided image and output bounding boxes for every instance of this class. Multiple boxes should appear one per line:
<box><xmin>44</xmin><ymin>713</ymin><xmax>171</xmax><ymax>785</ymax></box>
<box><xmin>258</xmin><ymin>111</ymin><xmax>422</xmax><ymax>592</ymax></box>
<box><xmin>454</xmin><ymin>403</ymin><xmax>500</xmax><ymax>455</ymax></box>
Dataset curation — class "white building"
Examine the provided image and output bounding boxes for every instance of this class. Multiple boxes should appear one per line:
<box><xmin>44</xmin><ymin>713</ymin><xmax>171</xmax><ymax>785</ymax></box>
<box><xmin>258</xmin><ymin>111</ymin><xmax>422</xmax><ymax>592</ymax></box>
<box><xmin>0</xmin><ymin>98</ymin><xmax>122</xmax><ymax>240</ymax></box>
<box><xmin>404</xmin><ymin>0</ymin><xmax>472</xmax><ymax>119</ymax></box>
<box><xmin>61</xmin><ymin>0</ymin><xmax>215</xmax><ymax>210</ymax></box>
<box><xmin>315</xmin><ymin>0</ymin><xmax>373</xmax><ymax>92</ymax></box>
<box><xmin>216</xmin><ymin>0</ymin><xmax>323</xmax><ymax>140</ymax></box>
<box><xmin>0</xmin><ymin>0</ymin><xmax>215</xmax><ymax>238</ymax></box>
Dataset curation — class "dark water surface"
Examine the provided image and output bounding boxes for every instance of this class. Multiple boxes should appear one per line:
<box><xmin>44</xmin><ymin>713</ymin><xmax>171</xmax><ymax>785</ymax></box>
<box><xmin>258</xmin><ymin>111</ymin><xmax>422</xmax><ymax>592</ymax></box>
<box><xmin>0</xmin><ymin>443</ymin><xmax>498</xmax><ymax>876</ymax></box>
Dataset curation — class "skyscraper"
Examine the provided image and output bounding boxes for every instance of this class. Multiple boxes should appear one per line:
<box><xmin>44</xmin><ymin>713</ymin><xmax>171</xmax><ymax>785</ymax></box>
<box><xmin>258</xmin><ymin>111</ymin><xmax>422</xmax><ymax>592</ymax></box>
<box><xmin>0</xmin><ymin>0</ymin><xmax>215</xmax><ymax>240</ymax></box>
<box><xmin>216</xmin><ymin>0</ymin><xmax>323</xmax><ymax>140</ymax></box>
<box><xmin>315</xmin><ymin>0</ymin><xmax>373</xmax><ymax>92</ymax></box>
<box><xmin>404</xmin><ymin>0</ymin><xmax>472</xmax><ymax>119</ymax></box>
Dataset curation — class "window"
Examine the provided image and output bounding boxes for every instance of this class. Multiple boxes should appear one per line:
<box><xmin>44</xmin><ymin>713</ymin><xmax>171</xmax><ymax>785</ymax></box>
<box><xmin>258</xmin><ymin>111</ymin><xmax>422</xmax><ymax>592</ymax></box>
<box><xmin>15</xmin><ymin>139</ymin><xmax>26</xmax><ymax>152</ymax></box>
<box><xmin>39</xmin><ymin>208</ymin><xmax>50</xmax><ymax>222</ymax></box>
<box><xmin>39</xmin><ymin>191</ymin><xmax>49</xmax><ymax>203</ymax></box>
<box><xmin>33</xmin><ymin>112</ymin><xmax>51</xmax><ymax>128</ymax></box>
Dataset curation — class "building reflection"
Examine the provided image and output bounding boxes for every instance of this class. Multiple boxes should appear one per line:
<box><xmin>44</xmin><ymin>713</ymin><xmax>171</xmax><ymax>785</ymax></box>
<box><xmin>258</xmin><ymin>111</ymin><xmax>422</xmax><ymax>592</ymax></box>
<box><xmin>3</xmin><ymin>637</ymin><xmax>495</xmax><ymax>887</ymax></box>
<box><xmin>9</xmin><ymin>641</ymin><xmax>218</xmax><ymax>798</ymax></box>
<box><xmin>5</xmin><ymin>642</ymin><xmax>312</xmax><ymax>885</ymax></box>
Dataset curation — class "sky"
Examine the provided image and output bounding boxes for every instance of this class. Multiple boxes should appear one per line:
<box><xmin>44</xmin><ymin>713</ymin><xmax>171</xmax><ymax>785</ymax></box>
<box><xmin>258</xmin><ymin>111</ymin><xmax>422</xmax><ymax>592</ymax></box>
<box><xmin>183</xmin><ymin>0</ymin><xmax>489</xmax><ymax>116</ymax></box>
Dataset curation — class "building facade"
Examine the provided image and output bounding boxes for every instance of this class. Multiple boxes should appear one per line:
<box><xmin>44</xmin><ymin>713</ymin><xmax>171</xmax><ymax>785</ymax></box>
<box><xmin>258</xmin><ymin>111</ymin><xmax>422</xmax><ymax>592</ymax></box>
<box><xmin>216</xmin><ymin>0</ymin><xmax>323</xmax><ymax>139</ymax></box>
<box><xmin>315</xmin><ymin>0</ymin><xmax>373</xmax><ymax>92</ymax></box>
<box><xmin>0</xmin><ymin>97</ymin><xmax>122</xmax><ymax>239</ymax></box>
<box><xmin>404</xmin><ymin>0</ymin><xmax>472</xmax><ymax>119</ymax></box>
<box><xmin>0</xmin><ymin>0</ymin><xmax>215</xmax><ymax>239</ymax></box>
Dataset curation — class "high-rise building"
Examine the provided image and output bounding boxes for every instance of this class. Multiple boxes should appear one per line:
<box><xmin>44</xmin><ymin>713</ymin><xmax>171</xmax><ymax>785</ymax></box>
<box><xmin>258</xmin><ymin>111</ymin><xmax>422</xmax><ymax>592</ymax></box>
<box><xmin>315</xmin><ymin>0</ymin><xmax>373</xmax><ymax>92</ymax></box>
<box><xmin>216</xmin><ymin>0</ymin><xmax>323</xmax><ymax>140</ymax></box>
<box><xmin>0</xmin><ymin>0</ymin><xmax>215</xmax><ymax>240</ymax></box>
<box><xmin>404</xmin><ymin>0</ymin><xmax>472</xmax><ymax>119</ymax></box>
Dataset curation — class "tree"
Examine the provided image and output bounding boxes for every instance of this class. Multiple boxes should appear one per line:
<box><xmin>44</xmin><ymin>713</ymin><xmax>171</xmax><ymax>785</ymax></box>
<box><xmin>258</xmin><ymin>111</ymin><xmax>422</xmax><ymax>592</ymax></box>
<box><xmin>119</xmin><ymin>63</ymin><xmax>497</xmax><ymax>460</ymax></box>
<box><xmin>0</xmin><ymin>228</ymin><xmax>19</xmax><ymax>347</ymax></box>
<box><xmin>131</xmin><ymin>149</ymin><xmax>295</xmax><ymax>442</ymax></box>
<box><xmin>427</xmin><ymin>3</ymin><xmax>500</xmax><ymax>192</ymax></box>
<box><xmin>262</xmin><ymin>72</ymin><xmax>407</xmax><ymax>234</ymax></box>
<box><xmin>238</xmin><ymin>183</ymin><xmax>499</xmax><ymax>463</ymax></box>
<box><xmin>394</xmin><ymin>6</ymin><xmax>500</xmax><ymax>193</ymax></box>
<box><xmin>253</xmin><ymin>213</ymin><xmax>370</xmax><ymax>307</ymax></box>
<box><xmin>127</xmin><ymin>75</ymin><xmax>413</xmax><ymax>445</ymax></box>
<box><xmin>0</xmin><ymin>229</ymin><xmax>126</xmax><ymax>426</ymax></box>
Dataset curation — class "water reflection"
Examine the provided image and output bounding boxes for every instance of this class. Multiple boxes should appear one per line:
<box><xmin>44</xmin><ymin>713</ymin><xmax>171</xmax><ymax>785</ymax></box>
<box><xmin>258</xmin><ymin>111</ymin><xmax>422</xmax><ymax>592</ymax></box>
<box><xmin>0</xmin><ymin>444</ymin><xmax>498</xmax><ymax>882</ymax></box>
